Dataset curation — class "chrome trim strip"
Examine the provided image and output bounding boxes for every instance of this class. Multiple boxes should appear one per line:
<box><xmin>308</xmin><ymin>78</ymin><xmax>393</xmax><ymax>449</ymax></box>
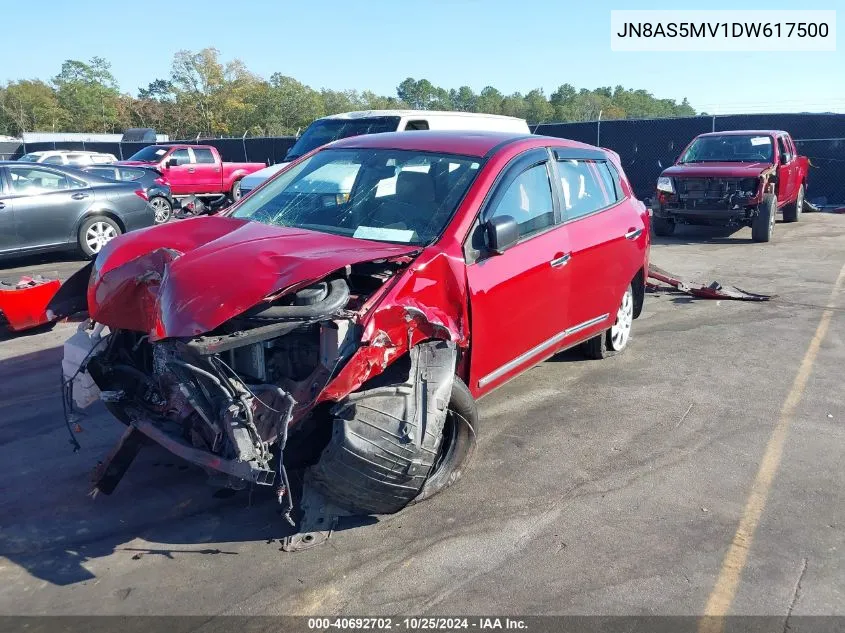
<box><xmin>478</xmin><ymin>313</ymin><xmax>610</xmax><ymax>388</ymax></box>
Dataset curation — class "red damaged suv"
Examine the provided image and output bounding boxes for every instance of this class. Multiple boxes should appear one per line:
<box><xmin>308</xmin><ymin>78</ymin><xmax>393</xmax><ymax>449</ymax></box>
<box><xmin>53</xmin><ymin>131</ymin><xmax>649</xmax><ymax>549</ymax></box>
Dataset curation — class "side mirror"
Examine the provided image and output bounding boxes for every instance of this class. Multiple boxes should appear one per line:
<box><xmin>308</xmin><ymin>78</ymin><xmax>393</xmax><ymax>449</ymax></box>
<box><xmin>166</xmin><ymin>158</ymin><xmax>178</xmax><ymax>168</ymax></box>
<box><xmin>485</xmin><ymin>215</ymin><xmax>519</xmax><ymax>254</ymax></box>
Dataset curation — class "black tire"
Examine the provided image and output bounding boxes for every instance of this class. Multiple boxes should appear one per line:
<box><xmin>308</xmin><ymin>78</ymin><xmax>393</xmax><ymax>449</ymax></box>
<box><xmin>782</xmin><ymin>184</ymin><xmax>804</xmax><ymax>223</ymax></box>
<box><xmin>78</xmin><ymin>216</ymin><xmax>122</xmax><ymax>259</ymax></box>
<box><xmin>752</xmin><ymin>193</ymin><xmax>777</xmax><ymax>243</ymax></box>
<box><xmin>582</xmin><ymin>283</ymin><xmax>634</xmax><ymax>360</ymax></box>
<box><xmin>411</xmin><ymin>377</ymin><xmax>478</xmax><ymax>505</ymax></box>
<box><xmin>150</xmin><ymin>196</ymin><xmax>172</xmax><ymax>224</ymax></box>
<box><xmin>230</xmin><ymin>179</ymin><xmax>242</xmax><ymax>203</ymax></box>
<box><xmin>652</xmin><ymin>216</ymin><xmax>676</xmax><ymax>237</ymax></box>
<box><xmin>309</xmin><ymin>343</ymin><xmax>473</xmax><ymax>515</ymax></box>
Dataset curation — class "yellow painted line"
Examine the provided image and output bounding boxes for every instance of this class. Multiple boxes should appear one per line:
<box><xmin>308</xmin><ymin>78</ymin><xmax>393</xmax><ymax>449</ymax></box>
<box><xmin>700</xmin><ymin>262</ymin><xmax>845</xmax><ymax>633</ymax></box>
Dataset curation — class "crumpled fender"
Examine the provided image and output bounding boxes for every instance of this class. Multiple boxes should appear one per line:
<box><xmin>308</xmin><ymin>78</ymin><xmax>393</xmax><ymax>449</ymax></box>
<box><xmin>319</xmin><ymin>249</ymin><xmax>469</xmax><ymax>402</ymax></box>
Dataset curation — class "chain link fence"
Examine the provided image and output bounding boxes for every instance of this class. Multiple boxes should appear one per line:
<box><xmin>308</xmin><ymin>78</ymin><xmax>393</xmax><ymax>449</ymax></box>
<box><xmin>2</xmin><ymin>113</ymin><xmax>843</xmax><ymax>205</ymax></box>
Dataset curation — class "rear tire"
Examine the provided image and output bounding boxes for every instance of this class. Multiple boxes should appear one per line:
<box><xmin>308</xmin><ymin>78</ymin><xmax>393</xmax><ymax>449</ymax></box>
<box><xmin>752</xmin><ymin>193</ymin><xmax>776</xmax><ymax>243</ymax></box>
<box><xmin>782</xmin><ymin>184</ymin><xmax>804</xmax><ymax>223</ymax></box>
<box><xmin>78</xmin><ymin>216</ymin><xmax>122</xmax><ymax>259</ymax></box>
<box><xmin>230</xmin><ymin>179</ymin><xmax>242</xmax><ymax>203</ymax></box>
<box><xmin>582</xmin><ymin>283</ymin><xmax>634</xmax><ymax>360</ymax></box>
<box><xmin>652</xmin><ymin>216</ymin><xmax>676</xmax><ymax>237</ymax></box>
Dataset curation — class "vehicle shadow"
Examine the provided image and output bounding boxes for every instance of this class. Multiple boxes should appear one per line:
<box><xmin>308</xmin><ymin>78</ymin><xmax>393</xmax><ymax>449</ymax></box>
<box><xmin>650</xmin><ymin>223</ymin><xmax>753</xmax><ymax>246</ymax></box>
<box><xmin>0</xmin><ymin>344</ymin><xmax>367</xmax><ymax>587</ymax></box>
<box><xmin>0</xmin><ymin>251</ymin><xmax>87</xmax><ymax>278</ymax></box>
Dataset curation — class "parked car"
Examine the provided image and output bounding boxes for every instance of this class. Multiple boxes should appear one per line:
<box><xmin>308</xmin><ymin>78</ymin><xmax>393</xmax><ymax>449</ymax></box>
<box><xmin>239</xmin><ymin>109</ymin><xmax>531</xmax><ymax>196</ymax></box>
<box><xmin>0</xmin><ymin>162</ymin><xmax>155</xmax><ymax>259</ymax></box>
<box><xmin>52</xmin><ymin>131</ymin><xmax>649</xmax><ymax>548</ymax></box>
<box><xmin>118</xmin><ymin>144</ymin><xmax>265</xmax><ymax>202</ymax></box>
<box><xmin>654</xmin><ymin>130</ymin><xmax>809</xmax><ymax>242</ymax></box>
<box><xmin>18</xmin><ymin>150</ymin><xmax>117</xmax><ymax>166</ymax></box>
<box><xmin>80</xmin><ymin>164</ymin><xmax>174</xmax><ymax>224</ymax></box>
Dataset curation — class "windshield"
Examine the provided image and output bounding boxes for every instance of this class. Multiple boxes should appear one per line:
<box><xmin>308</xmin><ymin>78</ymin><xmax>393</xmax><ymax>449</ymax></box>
<box><xmin>18</xmin><ymin>154</ymin><xmax>40</xmax><ymax>162</ymax></box>
<box><xmin>231</xmin><ymin>148</ymin><xmax>481</xmax><ymax>245</ymax></box>
<box><xmin>285</xmin><ymin>117</ymin><xmax>401</xmax><ymax>160</ymax></box>
<box><xmin>679</xmin><ymin>135</ymin><xmax>774</xmax><ymax>163</ymax></box>
<box><xmin>126</xmin><ymin>145</ymin><xmax>170</xmax><ymax>162</ymax></box>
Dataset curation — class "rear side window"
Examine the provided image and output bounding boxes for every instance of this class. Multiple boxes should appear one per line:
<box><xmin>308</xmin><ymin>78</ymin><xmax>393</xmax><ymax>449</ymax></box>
<box><xmin>89</xmin><ymin>167</ymin><xmax>117</xmax><ymax>179</ymax></box>
<box><xmin>193</xmin><ymin>148</ymin><xmax>216</xmax><ymax>164</ymax></box>
<box><xmin>488</xmin><ymin>163</ymin><xmax>555</xmax><ymax>238</ymax></box>
<box><xmin>404</xmin><ymin>120</ymin><xmax>430</xmax><ymax>131</ymax></box>
<box><xmin>43</xmin><ymin>155</ymin><xmax>65</xmax><ymax>164</ymax></box>
<box><xmin>555</xmin><ymin>159</ymin><xmax>617</xmax><ymax>221</ymax></box>
<box><xmin>118</xmin><ymin>168</ymin><xmax>145</xmax><ymax>181</ymax></box>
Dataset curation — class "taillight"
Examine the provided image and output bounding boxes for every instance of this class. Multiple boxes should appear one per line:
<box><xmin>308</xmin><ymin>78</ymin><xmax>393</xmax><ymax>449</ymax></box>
<box><xmin>134</xmin><ymin>189</ymin><xmax>149</xmax><ymax>201</ymax></box>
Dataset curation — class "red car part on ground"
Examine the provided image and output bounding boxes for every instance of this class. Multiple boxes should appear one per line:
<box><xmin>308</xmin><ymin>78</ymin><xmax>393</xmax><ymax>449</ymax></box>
<box><xmin>0</xmin><ymin>276</ymin><xmax>61</xmax><ymax>333</ymax></box>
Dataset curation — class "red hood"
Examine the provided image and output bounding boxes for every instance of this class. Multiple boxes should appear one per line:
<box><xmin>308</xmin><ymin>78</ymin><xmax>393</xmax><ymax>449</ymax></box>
<box><xmin>662</xmin><ymin>161</ymin><xmax>772</xmax><ymax>179</ymax></box>
<box><xmin>88</xmin><ymin>216</ymin><xmax>419</xmax><ymax>340</ymax></box>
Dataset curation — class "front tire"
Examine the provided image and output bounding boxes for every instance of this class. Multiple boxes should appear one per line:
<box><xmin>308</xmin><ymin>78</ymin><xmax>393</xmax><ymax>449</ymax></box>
<box><xmin>752</xmin><ymin>193</ymin><xmax>777</xmax><ymax>242</ymax></box>
<box><xmin>150</xmin><ymin>196</ymin><xmax>172</xmax><ymax>224</ymax></box>
<box><xmin>652</xmin><ymin>216</ymin><xmax>676</xmax><ymax>237</ymax></box>
<box><xmin>782</xmin><ymin>184</ymin><xmax>804</xmax><ymax>223</ymax></box>
<box><xmin>582</xmin><ymin>283</ymin><xmax>634</xmax><ymax>360</ymax></box>
<box><xmin>78</xmin><ymin>216</ymin><xmax>121</xmax><ymax>259</ymax></box>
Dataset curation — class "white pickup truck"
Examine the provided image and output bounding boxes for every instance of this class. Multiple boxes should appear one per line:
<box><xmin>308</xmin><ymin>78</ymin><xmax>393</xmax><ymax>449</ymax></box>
<box><xmin>239</xmin><ymin>109</ymin><xmax>530</xmax><ymax>196</ymax></box>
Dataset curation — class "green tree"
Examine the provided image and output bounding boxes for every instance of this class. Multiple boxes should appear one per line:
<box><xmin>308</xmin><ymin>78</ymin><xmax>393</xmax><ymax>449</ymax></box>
<box><xmin>0</xmin><ymin>80</ymin><xmax>65</xmax><ymax>135</ymax></box>
<box><xmin>53</xmin><ymin>57</ymin><xmax>121</xmax><ymax>132</ymax></box>
<box><xmin>474</xmin><ymin>86</ymin><xmax>504</xmax><ymax>115</ymax></box>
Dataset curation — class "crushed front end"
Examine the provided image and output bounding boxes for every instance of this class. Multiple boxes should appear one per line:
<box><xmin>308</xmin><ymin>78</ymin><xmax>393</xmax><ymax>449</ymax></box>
<box><xmin>656</xmin><ymin>175</ymin><xmax>764</xmax><ymax>226</ymax></box>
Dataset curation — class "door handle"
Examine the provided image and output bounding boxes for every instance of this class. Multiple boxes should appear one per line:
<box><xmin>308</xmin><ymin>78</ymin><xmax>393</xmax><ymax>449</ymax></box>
<box><xmin>71</xmin><ymin>192</ymin><xmax>89</xmax><ymax>200</ymax></box>
<box><xmin>550</xmin><ymin>253</ymin><xmax>571</xmax><ymax>268</ymax></box>
<box><xmin>624</xmin><ymin>227</ymin><xmax>643</xmax><ymax>240</ymax></box>
<box><xmin>0</xmin><ymin>202</ymin><xmax>5</xmax><ymax>210</ymax></box>
<box><xmin>188</xmin><ymin>168</ymin><xmax>195</xmax><ymax>173</ymax></box>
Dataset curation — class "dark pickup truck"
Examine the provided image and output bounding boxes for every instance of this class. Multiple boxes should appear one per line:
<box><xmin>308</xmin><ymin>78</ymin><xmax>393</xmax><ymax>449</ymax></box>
<box><xmin>654</xmin><ymin>130</ymin><xmax>809</xmax><ymax>242</ymax></box>
<box><xmin>119</xmin><ymin>144</ymin><xmax>265</xmax><ymax>202</ymax></box>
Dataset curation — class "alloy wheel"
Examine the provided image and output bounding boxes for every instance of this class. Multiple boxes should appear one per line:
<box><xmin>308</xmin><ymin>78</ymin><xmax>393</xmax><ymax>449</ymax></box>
<box><xmin>85</xmin><ymin>222</ymin><xmax>117</xmax><ymax>253</ymax></box>
<box><xmin>609</xmin><ymin>286</ymin><xmax>634</xmax><ymax>350</ymax></box>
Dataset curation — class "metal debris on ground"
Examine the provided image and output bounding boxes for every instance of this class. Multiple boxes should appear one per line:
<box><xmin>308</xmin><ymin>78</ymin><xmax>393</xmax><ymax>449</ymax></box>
<box><xmin>647</xmin><ymin>264</ymin><xmax>775</xmax><ymax>301</ymax></box>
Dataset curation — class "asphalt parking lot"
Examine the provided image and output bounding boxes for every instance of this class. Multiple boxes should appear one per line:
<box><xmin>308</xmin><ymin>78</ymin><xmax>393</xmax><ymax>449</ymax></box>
<box><xmin>0</xmin><ymin>213</ymin><xmax>843</xmax><ymax>618</ymax></box>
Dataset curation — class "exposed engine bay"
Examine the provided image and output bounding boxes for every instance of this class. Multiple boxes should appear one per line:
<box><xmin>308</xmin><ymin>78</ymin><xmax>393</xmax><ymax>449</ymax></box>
<box><xmin>60</xmin><ymin>253</ymin><xmax>464</xmax><ymax>550</ymax></box>
<box><xmin>663</xmin><ymin>177</ymin><xmax>761</xmax><ymax>212</ymax></box>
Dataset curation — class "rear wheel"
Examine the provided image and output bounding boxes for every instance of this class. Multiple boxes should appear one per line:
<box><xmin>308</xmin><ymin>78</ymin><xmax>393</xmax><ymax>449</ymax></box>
<box><xmin>78</xmin><ymin>216</ymin><xmax>121</xmax><ymax>258</ymax></box>
<box><xmin>782</xmin><ymin>184</ymin><xmax>804</xmax><ymax>223</ymax></box>
<box><xmin>150</xmin><ymin>196</ymin><xmax>172</xmax><ymax>224</ymax></box>
<box><xmin>230</xmin><ymin>179</ymin><xmax>242</xmax><ymax>203</ymax></box>
<box><xmin>752</xmin><ymin>193</ymin><xmax>777</xmax><ymax>242</ymax></box>
<box><xmin>652</xmin><ymin>216</ymin><xmax>676</xmax><ymax>237</ymax></box>
<box><xmin>582</xmin><ymin>283</ymin><xmax>634</xmax><ymax>360</ymax></box>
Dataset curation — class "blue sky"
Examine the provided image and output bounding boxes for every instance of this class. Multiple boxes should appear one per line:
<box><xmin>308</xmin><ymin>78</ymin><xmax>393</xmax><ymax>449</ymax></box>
<box><xmin>3</xmin><ymin>0</ymin><xmax>842</xmax><ymax>114</ymax></box>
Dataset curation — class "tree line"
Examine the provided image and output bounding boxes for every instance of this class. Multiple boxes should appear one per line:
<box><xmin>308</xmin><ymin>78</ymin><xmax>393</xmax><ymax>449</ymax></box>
<box><xmin>0</xmin><ymin>48</ymin><xmax>697</xmax><ymax>139</ymax></box>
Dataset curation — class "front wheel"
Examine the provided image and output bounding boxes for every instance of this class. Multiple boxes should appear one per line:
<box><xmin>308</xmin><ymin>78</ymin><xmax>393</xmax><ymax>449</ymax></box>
<box><xmin>652</xmin><ymin>216</ymin><xmax>676</xmax><ymax>237</ymax></box>
<box><xmin>150</xmin><ymin>196</ymin><xmax>172</xmax><ymax>224</ymax></box>
<box><xmin>752</xmin><ymin>193</ymin><xmax>777</xmax><ymax>242</ymax></box>
<box><xmin>78</xmin><ymin>216</ymin><xmax>122</xmax><ymax>259</ymax></box>
<box><xmin>782</xmin><ymin>184</ymin><xmax>804</xmax><ymax>223</ymax></box>
<box><xmin>582</xmin><ymin>283</ymin><xmax>634</xmax><ymax>360</ymax></box>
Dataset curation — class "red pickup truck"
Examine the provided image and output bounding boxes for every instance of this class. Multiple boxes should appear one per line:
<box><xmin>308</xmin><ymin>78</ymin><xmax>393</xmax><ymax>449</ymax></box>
<box><xmin>654</xmin><ymin>130</ymin><xmax>809</xmax><ymax>242</ymax></box>
<box><xmin>119</xmin><ymin>144</ymin><xmax>265</xmax><ymax>201</ymax></box>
